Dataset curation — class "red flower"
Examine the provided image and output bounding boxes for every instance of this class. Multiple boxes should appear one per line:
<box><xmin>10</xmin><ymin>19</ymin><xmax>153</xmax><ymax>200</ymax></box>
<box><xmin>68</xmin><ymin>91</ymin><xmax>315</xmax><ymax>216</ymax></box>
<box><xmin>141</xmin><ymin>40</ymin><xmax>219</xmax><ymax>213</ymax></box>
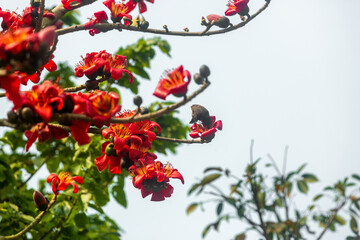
<box><xmin>129</xmin><ymin>161</ymin><xmax>184</xmax><ymax>201</ymax></box>
<box><xmin>21</xmin><ymin>80</ymin><xmax>64</xmax><ymax>122</ymax></box>
<box><xmin>153</xmin><ymin>65</ymin><xmax>191</xmax><ymax>100</ymax></box>
<box><xmin>47</xmin><ymin>172</ymin><xmax>83</xmax><ymax>195</ymax></box>
<box><xmin>75</xmin><ymin>50</ymin><xmax>133</xmax><ymax>83</ymax></box>
<box><xmin>189</xmin><ymin>115</ymin><xmax>223</xmax><ymax>141</ymax></box>
<box><xmin>25</xmin><ymin>123</ymin><xmax>69</xmax><ymax>151</ymax></box>
<box><xmin>0</xmin><ymin>8</ymin><xmax>23</xmax><ymax>31</ymax></box>
<box><xmin>104</xmin><ymin>54</ymin><xmax>134</xmax><ymax>83</ymax></box>
<box><xmin>95</xmin><ymin>141</ymin><xmax>122</xmax><ymax>174</ymax></box>
<box><xmin>84</xmin><ymin>90</ymin><xmax>121</xmax><ymax>127</ymax></box>
<box><xmin>84</xmin><ymin>11</ymin><xmax>108</xmax><ymax>36</ymax></box>
<box><xmin>131</xmin><ymin>0</ymin><xmax>154</xmax><ymax>14</ymax></box>
<box><xmin>68</xmin><ymin>120</ymin><xmax>91</xmax><ymax>145</ymax></box>
<box><xmin>225</xmin><ymin>0</ymin><xmax>249</xmax><ymax>16</ymax></box>
<box><xmin>103</xmin><ymin>0</ymin><xmax>136</xmax><ymax>24</ymax></box>
<box><xmin>0</xmin><ymin>73</ymin><xmax>22</xmax><ymax>108</ymax></box>
<box><xmin>0</xmin><ymin>27</ymin><xmax>56</xmax><ymax>74</ymax></box>
<box><xmin>62</xmin><ymin>0</ymin><xmax>82</xmax><ymax>10</ymax></box>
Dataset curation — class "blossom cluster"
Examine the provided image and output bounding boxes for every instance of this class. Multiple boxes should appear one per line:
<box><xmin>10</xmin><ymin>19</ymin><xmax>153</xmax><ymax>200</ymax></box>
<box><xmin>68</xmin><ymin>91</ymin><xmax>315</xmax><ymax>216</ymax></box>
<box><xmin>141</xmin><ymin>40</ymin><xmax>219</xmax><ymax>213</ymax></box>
<box><xmin>0</xmin><ymin>1</ymin><xmax>223</xmax><ymax>203</ymax></box>
<box><xmin>94</xmin><ymin>110</ymin><xmax>184</xmax><ymax>201</ymax></box>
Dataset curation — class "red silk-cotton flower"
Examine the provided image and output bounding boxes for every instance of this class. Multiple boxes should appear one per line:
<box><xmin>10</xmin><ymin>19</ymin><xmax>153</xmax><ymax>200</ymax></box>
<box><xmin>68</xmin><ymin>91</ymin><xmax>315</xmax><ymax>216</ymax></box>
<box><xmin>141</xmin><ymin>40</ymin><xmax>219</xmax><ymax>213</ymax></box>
<box><xmin>21</xmin><ymin>80</ymin><xmax>64</xmax><ymax>123</ymax></box>
<box><xmin>95</xmin><ymin>142</ymin><xmax>122</xmax><ymax>174</ymax></box>
<box><xmin>75</xmin><ymin>50</ymin><xmax>133</xmax><ymax>83</ymax></box>
<box><xmin>62</xmin><ymin>0</ymin><xmax>82</xmax><ymax>10</ymax></box>
<box><xmin>0</xmin><ymin>73</ymin><xmax>22</xmax><ymax>108</ymax></box>
<box><xmin>131</xmin><ymin>0</ymin><xmax>154</xmax><ymax>14</ymax></box>
<box><xmin>153</xmin><ymin>65</ymin><xmax>191</xmax><ymax>100</ymax></box>
<box><xmin>225</xmin><ymin>0</ymin><xmax>250</xmax><ymax>17</ymax></box>
<box><xmin>84</xmin><ymin>90</ymin><xmax>121</xmax><ymax>126</ymax></box>
<box><xmin>129</xmin><ymin>161</ymin><xmax>184</xmax><ymax>201</ymax></box>
<box><xmin>25</xmin><ymin>123</ymin><xmax>69</xmax><ymax>151</ymax></box>
<box><xmin>189</xmin><ymin>115</ymin><xmax>223</xmax><ymax>142</ymax></box>
<box><xmin>47</xmin><ymin>172</ymin><xmax>83</xmax><ymax>195</ymax></box>
<box><xmin>84</xmin><ymin>11</ymin><xmax>108</xmax><ymax>36</ymax></box>
<box><xmin>0</xmin><ymin>27</ymin><xmax>56</xmax><ymax>74</ymax></box>
<box><xmin>103</xmin><ymin>0</ymin><xmax>136</xmax><ymax>24</ymax></box>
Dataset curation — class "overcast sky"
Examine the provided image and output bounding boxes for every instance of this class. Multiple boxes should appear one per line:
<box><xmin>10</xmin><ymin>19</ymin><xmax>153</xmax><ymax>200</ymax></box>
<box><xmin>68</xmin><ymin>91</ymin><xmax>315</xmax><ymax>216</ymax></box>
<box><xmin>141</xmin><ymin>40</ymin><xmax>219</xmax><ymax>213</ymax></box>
<box><xmin>1</xmin><ymin>0</ymin><xmax>360</xmax><ymax>239</ymax></box>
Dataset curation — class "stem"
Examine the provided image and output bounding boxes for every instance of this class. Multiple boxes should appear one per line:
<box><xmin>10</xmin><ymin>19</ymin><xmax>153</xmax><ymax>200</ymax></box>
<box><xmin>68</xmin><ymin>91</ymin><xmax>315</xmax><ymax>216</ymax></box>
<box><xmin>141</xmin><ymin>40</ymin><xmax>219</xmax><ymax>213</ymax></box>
<box><xmin>249</xmin><ymin>178</ymin><xmax>270</xmax><ymax>240</ymax></box>
<box><xmin>1</xmin><ymin>195</ymin><xmax>57</xmax><ymax>240</ymax></box>
<box><xmin>316</xmin><ymin>200</ymin><xmax>346</xmax><ymax>240</ymax></box>
<box><xmin>35</xmin><ymin>0</ymin><xmax>46</xmax><ymax>32</ymax></box>
<box><xmin>56</xmin><ymin>1</ymin><xmax>271</xmax><ymax>37</ymax></box>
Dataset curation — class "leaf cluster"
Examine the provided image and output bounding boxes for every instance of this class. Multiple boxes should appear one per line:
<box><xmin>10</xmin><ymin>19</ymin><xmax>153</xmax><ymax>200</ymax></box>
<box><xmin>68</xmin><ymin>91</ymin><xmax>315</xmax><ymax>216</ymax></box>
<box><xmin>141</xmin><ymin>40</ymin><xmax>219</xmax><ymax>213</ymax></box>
<box><xmin>187</xmin><ymin>156</ymin><xmax>360</xmax><ymax>240</ymax></box>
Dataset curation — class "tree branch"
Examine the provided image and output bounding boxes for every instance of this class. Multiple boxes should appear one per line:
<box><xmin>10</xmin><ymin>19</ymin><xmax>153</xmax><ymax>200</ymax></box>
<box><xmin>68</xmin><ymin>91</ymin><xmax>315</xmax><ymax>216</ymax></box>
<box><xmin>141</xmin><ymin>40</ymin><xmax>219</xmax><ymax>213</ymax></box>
<box><xmin>53</xmin><ymin>81</ymin><xmax>210</xmax><ymax>124</ymax></box>
<box><xmin>1</xmin><ymin>194</ymin><xmax>57</xmax><ymax>240</ymax></box>
<box><xmin>315</xmin><ymin>200</ymin><xmax>347</xmax><ymax>240</ymax></box>
<box><xmin>56</xmin><ymin>1</ymin><xmax>271</xmax><ymax>37</ymax></box>
<box><xmin>35</xmin><ymin>0</ymin><xmax>46</xmax><ymax>32</ymax></box>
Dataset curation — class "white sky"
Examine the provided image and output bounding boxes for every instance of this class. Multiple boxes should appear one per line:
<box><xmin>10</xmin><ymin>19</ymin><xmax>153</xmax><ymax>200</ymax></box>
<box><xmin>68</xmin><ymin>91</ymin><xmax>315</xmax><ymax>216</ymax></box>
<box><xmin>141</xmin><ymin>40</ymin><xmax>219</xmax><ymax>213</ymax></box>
<box><xmin>1</xmin><ymin>0</ymin><xmax>360</xmax><ymax>239</ymax></box>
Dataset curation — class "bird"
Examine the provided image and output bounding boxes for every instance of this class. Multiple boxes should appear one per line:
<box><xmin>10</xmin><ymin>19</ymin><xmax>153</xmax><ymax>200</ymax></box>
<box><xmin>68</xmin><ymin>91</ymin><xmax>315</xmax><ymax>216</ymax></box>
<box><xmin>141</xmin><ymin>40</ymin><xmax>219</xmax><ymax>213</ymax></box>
<box><xmin>189</xmin><ymin>104</ymin><xmax>212</xmax><ymax>129</ymax></box>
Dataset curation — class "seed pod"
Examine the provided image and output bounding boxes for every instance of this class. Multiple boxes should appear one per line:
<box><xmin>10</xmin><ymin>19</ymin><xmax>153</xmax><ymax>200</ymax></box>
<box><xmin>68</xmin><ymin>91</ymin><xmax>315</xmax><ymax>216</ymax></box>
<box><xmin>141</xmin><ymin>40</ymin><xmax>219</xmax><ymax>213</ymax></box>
<box><xmin>33</xmin><ymin>191</ymin><xmax>48</xmax><ymax>211</ymax></box>
<box><xmin>189</xmin><ymin>104</ymin><xmax>212</xmax><ymax>129</ymax></box>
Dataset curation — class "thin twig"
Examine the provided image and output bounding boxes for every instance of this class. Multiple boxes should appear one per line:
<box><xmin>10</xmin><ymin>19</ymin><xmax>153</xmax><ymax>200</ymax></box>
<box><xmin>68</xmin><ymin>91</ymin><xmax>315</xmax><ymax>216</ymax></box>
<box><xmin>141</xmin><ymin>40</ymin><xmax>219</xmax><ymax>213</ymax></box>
<box><xmin>250</xmin><ymin>139</ymin><xmax>254</xmax><ymax>163</ymax></box>
<box><xmin>1</xmin><ymin>195</ymin><xmax>57</xmax><ymax>240</ymax></box>
<box><xmin>63</xmin><ymin>76</ymin><xmax>109</xmax><ymax>92</ymax></box>
<box><xmin>18</xmin><ymin>145</ymin><xmax>58</xmax><ymax>188</ymax></box>
<box><xmin>56</xmin><ymin>1</ymin><xmax>271</xmax><ymax>37</ymax></box>
<box><xmin>315</xmin><ymin>200</ymin><xmax>347</xmax><ymax>240</ymax></box>
<box><xmin>48</xmin><ymin>123</ymin><xmax>206</xmax><ymax>144</ymax></box>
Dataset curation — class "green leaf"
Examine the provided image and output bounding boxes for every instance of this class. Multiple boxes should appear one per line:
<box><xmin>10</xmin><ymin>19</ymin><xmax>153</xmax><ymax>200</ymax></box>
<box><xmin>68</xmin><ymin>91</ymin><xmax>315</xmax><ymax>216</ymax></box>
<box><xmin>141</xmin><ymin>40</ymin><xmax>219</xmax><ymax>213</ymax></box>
<box><xmin>202</xmin><ymin>224</ymin><xmax>212</xmax><ymax>238</ymax></box>
<box><xmin>74</xmin><ymin>213</ymin><xmax>90</xmax><ymax>230</ymax></box>
<box><xmin>203</xmin><ymin>167</ymin><xmax>223</xmax><ymax>173</ymax></box>
<box><xmin>186</xmin><ymin>203</ymin><xmax>198</xmax><ymax>215</ymax></box>
<box><xmin>20</xmin><ymin>214</ymin><xmax>35</xmax><ymax>222</ymax></box>
<box><xmin>216</xmin><ymin>202</ymin><xmax>223</xmax><ymax>216</ymax></box>
<box><xmin>296</xmin><ymin>163</ymin><xmax>307</xmax><ymax>173</ymax></box>
<box><xmin>188</xmin><ymin>183</ymin><xmax>200</xmax><ymax>196</ymax></box>
<box><xmin>297</xmin><ymin>180</ymin><xmax>309</xmax><ymax>194</ymax></box>
<box><xmin>334</xmin><ymin>215</ymin><xmax>346</xmax><ymax>225</ymax></box>
<box><xmin>200</xmin><ymin>173</ymin><xmax>221</xmax><ymax>186</ymax></box>
<box><xmin>351</xmin><ymin>216</ymin><xmax>359</xmax><ymax>234</ymax></box>
<box><xmin>352</xmin><ymin>174</ymin><xmax>360</xmax><ymax>181</ymax></box>
<box><xmin>313</xmin><ymin>194</ymin><xmax>323</xmax><ymax>201</ymax></box>
<box><xmin>235</xmin><ymin>233</ymin><xmax>246</xmax><ymax>240</ymax></box>
<box><xmin>302</xmin><ymin>173</ymin><xmax>319</xmax><ymax>183</ymax></box>
<box><xmin>111</xmin><ymin>178</ymin><xmax>127</xmax><ymax>208</ymax></box>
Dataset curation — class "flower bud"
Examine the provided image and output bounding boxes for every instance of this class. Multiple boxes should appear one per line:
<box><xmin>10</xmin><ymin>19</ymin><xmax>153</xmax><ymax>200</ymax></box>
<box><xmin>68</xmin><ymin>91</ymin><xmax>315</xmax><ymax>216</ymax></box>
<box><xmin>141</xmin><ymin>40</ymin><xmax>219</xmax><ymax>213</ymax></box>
<box><xmin>133</xmin><ymin>95</ymin><xmax>143</xmax><ymax>107</ymax></box>
<box><xmin>33</xmin><ymin>191</ymin><xmax>48</xmax><ymax>211</ymax></box>
<box><xmin>105</xmin><ymin>143</ymin><xmax>117</xmax><ymax>157</ymax></box>
<box><xmin>20</xmin><ymin>107</ymin><xmax>35</xmax><ymax>122</ymax></box>
<box><xmin>206</xmin><ymin>14</ymin><xmax>230</xmax><ymax>28</ymax></box>
<box><xmin>140</xmin><ymin>107</ymin><xmax>149</xmax><ymax>115</ymax></box>
<box><xmin>193</xmin><ymin>73</ymin><xmax>204</xmax><ymax>85</ymax></box>
<box><xmin>140</xmin><ymin>21</ymin><xmax>149</xmax><ymax>30</ymax></box>
<box><xmin>199</xmin><ymin>65</ymin><xmax>210</xmax><ymax>78</ymax></box>
<box><xmin>85</xmin><ymin>80</ymin><xmax>99</xmax><ymax>91</ymax></box>
<box><xmin>7</xmin><ymin>111</ymin><xmax>19</xmax><ymax>124</ymax></box>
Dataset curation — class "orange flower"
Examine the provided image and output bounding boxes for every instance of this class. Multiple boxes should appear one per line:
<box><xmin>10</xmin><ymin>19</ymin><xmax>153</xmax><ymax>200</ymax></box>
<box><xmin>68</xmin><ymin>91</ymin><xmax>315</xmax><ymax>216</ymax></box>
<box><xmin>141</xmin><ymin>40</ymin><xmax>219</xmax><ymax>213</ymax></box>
<box><xmin>129</xmin><ymin>161</ymin><xmax>184</xmax><ymax>201</ymax></box>
<box><xmin>47</xmin><ymin>172</ymin><xmax>83</xmax><ymax>195</ymax></box>
<box><xmin>153</xmin><ymin>65</ymin><xmax>191</xmax><ymax>100</ymax></box>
